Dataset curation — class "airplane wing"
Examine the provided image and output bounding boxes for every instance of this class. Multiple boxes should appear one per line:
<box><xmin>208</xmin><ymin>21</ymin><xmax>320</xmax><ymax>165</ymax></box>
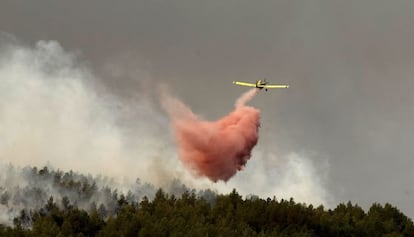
<box><xmin>233</xmin><ymin>81</ymin><xmax>256</xmax><ymax>87</ymax></box>
<box><xmin>263</xmin><ymin>84</ymin><xmax>290</xmax><ymax>89</ymax></box>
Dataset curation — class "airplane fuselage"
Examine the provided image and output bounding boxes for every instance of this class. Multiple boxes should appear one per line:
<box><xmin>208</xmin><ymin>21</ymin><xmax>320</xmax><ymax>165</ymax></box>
<box><xmin>255</xmin><ymin>80</ymin><xmax>267</xmax><ymax>89</ymax></box>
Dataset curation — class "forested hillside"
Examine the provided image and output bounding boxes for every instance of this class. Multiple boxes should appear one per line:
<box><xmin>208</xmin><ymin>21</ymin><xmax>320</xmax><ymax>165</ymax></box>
<box><xmin>0</xmin><ymin>165</ymin><xmax>214</xmax><ymax>225</ymax></box>
<box><xmin>1</xmin><ymin>166</ymin><xmax>413</xmax><ymax>236</ymax></box>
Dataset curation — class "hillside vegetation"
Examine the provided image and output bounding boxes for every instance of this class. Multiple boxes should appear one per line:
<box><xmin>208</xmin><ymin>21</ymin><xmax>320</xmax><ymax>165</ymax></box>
<box><xmin>0</xmin><ymin>166</ymin><xmax>413</xmax><ymax>236</ymax></box>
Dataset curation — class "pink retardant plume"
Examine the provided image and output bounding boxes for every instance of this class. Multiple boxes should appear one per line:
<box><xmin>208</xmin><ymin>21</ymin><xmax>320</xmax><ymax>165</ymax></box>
<box><xmin>161</xmin><ymin>87</ymin><xmax>260</xmax><ymax>182</ymax></box>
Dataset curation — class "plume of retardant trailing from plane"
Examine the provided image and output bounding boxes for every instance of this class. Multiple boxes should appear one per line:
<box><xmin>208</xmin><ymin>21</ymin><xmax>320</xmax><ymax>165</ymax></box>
<box><xmin>161</xmin><ymin>87</ymin><xmax>260</xmax><ymax>182</ymax></box>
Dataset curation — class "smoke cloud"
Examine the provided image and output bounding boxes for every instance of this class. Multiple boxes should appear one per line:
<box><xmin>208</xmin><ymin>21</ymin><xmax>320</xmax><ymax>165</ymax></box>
<box><xmin>0</xmin><ymin>34</ymin><xmax>177</xmax><ymax>188</ymax></box>
<box><xmin>161</xmin><ymin>87</ymin><xmax>260</xmax><ymax>182</ymax></box>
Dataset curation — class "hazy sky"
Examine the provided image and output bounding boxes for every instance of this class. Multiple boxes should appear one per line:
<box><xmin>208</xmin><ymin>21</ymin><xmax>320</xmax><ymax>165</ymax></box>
<box><xmin>2</xmin><ymin>0</ymin><xmax>414</xmax><ymax>217</ymax></box>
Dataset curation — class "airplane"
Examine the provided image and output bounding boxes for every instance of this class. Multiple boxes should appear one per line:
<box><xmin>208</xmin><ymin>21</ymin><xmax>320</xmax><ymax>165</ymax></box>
<box><xmin>232</xmin><ymin>79</ymin><xmax>289</xmax><ymax>91</ymax></box>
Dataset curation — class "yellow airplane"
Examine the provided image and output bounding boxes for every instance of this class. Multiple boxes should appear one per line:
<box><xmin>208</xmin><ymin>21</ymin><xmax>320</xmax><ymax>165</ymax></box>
<box><xmin>233</xmin><ymin>79</ymin><xmax>289</xmax><ymax>91</ymax></box>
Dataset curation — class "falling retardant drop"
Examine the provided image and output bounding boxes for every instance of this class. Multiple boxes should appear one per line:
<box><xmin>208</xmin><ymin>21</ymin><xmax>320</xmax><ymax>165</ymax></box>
<box><xmin>161</xmin><ymin>87</ymin><xmax>260</xmax><ymax>182</ymax></box>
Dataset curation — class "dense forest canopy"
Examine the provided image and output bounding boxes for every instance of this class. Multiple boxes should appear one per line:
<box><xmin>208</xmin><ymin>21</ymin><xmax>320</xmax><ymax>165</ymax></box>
<box><xmin>0</xmin><ymin>166</ymin><xmax>413</xmax><ymax>236</ymax></box>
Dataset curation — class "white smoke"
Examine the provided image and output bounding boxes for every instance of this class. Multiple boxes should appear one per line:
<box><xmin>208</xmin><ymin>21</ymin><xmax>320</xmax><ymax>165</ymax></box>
<box><xmin>0</xmin><ymin>36</ymin><xmax>170</xmax><ymax>183</ymax></box>
<box><xmin>0</xmin><ymin>34</ymin><xmax>333</xmax><ymax>222</ymax></box>
<box><xmin>209</xmin><ymin>151</ymin><xmax>333</xmax><ymax>206</ymax></box>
